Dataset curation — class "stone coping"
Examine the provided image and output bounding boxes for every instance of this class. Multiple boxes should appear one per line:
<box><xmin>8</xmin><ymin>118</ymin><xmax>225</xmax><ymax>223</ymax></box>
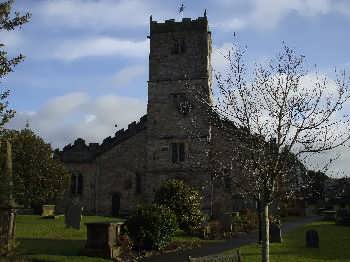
<box><xmin>322</xmin><ymin>210</ymin><xmax>336</xmax><ymax>214</ymax></box>
<box><xmin>85</xmin><ymin>221</ymin><xmax>125</xmax><ymax>225</ymax></box>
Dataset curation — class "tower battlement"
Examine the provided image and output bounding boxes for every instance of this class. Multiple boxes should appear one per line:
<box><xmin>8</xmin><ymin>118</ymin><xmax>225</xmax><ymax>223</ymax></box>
<box><xmin>150</xmin><ymin>16</ymin><xmax>208</xmax><ymax>34</ymax></box>
<box><xmin>148</xmin><ymin>15</ymin><xmax>211</xmax><ymax>82</ymax></box>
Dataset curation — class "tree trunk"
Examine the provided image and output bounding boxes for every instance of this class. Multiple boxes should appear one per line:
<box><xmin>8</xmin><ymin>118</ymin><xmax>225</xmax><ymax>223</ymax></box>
<box><xmin>257</xmin><ymin>200</ymin><xmax>262</xmax><ymax>244</ymax></box>
<box><xmin>261</xmin><ymin>204</ymin><xmax>269</xmax><ymax>262</ymax></box>
<box><xmin>210</xmin><ymin>178</ymin><xmax>214</xmax><ymax>219</ymax></box>
<box><xmin>0</xmin><ymin>141</ymin><xmax>16</xmax><ymax>255</ymax></box>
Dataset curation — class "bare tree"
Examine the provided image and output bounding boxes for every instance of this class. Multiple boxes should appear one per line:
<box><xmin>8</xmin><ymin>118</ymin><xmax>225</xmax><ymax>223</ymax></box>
<box><xmin>191</xmin><ymin>39</ymin><xmax>350</xmax><ymax>262</ymax></box>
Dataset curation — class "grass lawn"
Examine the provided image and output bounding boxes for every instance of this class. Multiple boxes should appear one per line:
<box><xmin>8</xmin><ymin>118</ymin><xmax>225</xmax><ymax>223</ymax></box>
<box><xmin>224</xmin><ymin>221</ymin><xmax>350</xmax><ymax>262</ymax></box>
<box><xmin>14</xmin><ymin>215</ymin><xmax>212</xmax><ymax>262</ymax></box>
<box><xmin>16</xmin><ymin>215</ymin><xmax>124</xmax><ymax>262</ymax></box>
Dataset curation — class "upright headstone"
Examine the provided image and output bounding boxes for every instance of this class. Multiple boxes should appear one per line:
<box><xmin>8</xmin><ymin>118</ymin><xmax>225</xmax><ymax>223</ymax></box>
<box><xmin>65</xmin><ymin>200</ymin><xmax>83</xmax><ymax>230</ymax></box>
<box><xmin>336</xmin><ymin>208</ymin><xmax>350</xmax><ymax>225</ymax></box>
<box><xmin>270</xmin><ymin>223</ymin><xmax>282</xmax><ymax>243</ymax></box>
<box><xmin>306</xmin><ymin>229</ymin><xmax>319</xmax><ymax>248</ymax></box>
<box><xmin>220</xmin><ymin>212</ymin><xmax>233</xmax><ymax>236</ymax></box>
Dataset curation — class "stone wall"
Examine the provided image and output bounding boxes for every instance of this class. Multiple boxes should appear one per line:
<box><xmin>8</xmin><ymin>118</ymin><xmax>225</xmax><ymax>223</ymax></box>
<box><xmin>59</xmin><ymin>162</ymin><xmax>97</xmax><ymax>214</ymax></box>
<box><xmin>149</xmin><ymin>17</ymin><xmax>210</xmax><ymax>81</ymax></box>
<box><xmin>56</xmin><ymin>116</ymin><xmax>148</xmax><ymax>216</ymax></box>
<box><xmin>96</xmin><ymin>129</ymin><xmax>147</xmax><ymax>215</ymax></box>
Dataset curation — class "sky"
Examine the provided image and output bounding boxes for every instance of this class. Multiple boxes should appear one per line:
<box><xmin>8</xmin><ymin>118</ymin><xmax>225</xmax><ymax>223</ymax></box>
<box><xmin>1</xmin><ymin>0</ymin><xmax>350</xmax><ymax>176</ymax></box>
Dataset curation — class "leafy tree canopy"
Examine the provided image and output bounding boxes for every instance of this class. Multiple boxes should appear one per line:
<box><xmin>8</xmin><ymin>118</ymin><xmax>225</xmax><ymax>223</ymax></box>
<box><xmin>0</xmin><ymin>127</ymin><xmax>69</xmax><ymax>209</ymax></box>
<box><xmin>154</xmin><ymin>179</ymin><xmax>204</xmax><ymax>235</ymax></box>
<box><xmin>0</xmin><ymin>0</ymin><xmax>30</xmax><ymax>131</ymax></box>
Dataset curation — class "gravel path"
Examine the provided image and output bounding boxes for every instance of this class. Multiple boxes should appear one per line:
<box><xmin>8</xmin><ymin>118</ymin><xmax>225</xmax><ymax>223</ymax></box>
<box><xmin>142</xmin><ymin>216</ymin><xmax>320</xmax><ymax>262</ymax></box>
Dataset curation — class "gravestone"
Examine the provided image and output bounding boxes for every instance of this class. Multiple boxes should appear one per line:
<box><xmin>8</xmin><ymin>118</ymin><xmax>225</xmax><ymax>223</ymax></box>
<box><xmin>306</xmin><ymin>229</ymin><xmax>319</xmax><ymax>248</ymax></box>
<box><xmin>322</xmin><ymin>210</ymin><xmax>336</xmax><ymax>221</ymax></box>
<box><xmin>220</xmin><ymin>212</ymin><xmax>233</xmax><ymax>236</ymax></box>
<box><xmin>41</xmin><ymin>205</ymin><xmax>55</xmax><ymax>218</ymax></box>
<box><xmin>65</xmin><ymin>201</ymin><xmax>83</xmax><ymax>230</ymax></box>
<box><xmin>82</xmin><ymin>222</ymin><xmax>125</xmax><ymax>259</ymax></box>
<box><xmin>336</xmin><ymin>208</ymin><xmax>350</xmax><ymax>226</ymax></box>
<box><xmin>231</xmin><ymin>212</ymin><xmax>241</xmax><ymax>233</ymax></box>
<box><xmin>270</xmin><ymin>223</ymin><xmax>282</xmax><ymax>243</ymax></box>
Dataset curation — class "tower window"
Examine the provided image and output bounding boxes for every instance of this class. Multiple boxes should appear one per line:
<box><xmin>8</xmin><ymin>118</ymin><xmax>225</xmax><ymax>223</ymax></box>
<box><xmin>71</xmin><ymin>173</ymin><xmax>83</xmax><ymax>195</ymax></box>
<box><xmin>224</xmin><ymin>176</ymin><xmax>231</xmax><ymax>192</ymax></box>
<box><xmin>171</xmin><ymin>39</ymin><xmax>186</xmax><ymax>54</ymax></box>
<box><xmin>171</xmin><ymin>143</ymin><xmax>185</xmax><ymax>163</ymax></box>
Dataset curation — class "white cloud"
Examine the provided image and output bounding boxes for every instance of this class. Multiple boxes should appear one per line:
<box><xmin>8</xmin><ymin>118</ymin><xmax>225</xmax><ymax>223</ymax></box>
<box><xmin>51</xmin><ymin>37</ymin><xmax>149</xmax><ymax>61</ymax></box>
<box><xmin>300</xmin><ymin>73</ymin><xmax>339</xmax><ymax>97</ymax></box>
<box><xmin>250</xmin><ymin>0</ymin><xmax>331</xmax><ymax>29</ymax></box>
<box><xmin>212</xmin><ymin>43</ymin><xmax>233</xmax><ymax>74</ymax></box>
<box><xmin>34</xmin><ymin>0</ymin><xmax>176</xmax><ymax>31</ymax></box>
<box><xmin>0</xmin><ymin>31</ymin><xmax>23</xmax><ymax>48</ymax></box>
<box><xmin>225</xmin><ymin>18</ymin><xmax>247</xmax><ymax>31</ymax></box>
<box><xmin>84</xmin><ymin>114</ymin><xmax>96</xmax><ymax>124</ymax></box>
<box><xmin>36</xmin><ymin>0</ymin><xmax>151</xmax><ymax>30</ymax></box>
<box><xmin>6</xmin><ymin>93</ymin><xmax>146</xmax><ymax>149</ymax></box>
<box><xmin>111</xmin><ymin>65</ymin><xmax>147</xmax><ymax>87</ymax></box>
<box><xmin>216</xmin><ymin>0</ymin><xmax>350</xmax><ymax>31</ymax></box>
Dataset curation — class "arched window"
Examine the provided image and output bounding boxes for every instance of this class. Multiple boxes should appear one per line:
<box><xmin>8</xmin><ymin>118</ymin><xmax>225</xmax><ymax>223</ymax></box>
<box><xmin>171</xmin><ymin>39</ymin><xmax>186</xmax><ymax>54</ymax></box>
<box><xmin>77</xmin><ymin>174</ymin><xmax>83</xmax><ymax>195</ymax></box>
<box><xmin>136</xmin><ymin>173</ymin><xmax>142</xmax><ymax>194</ymax></box>
<box><xmin>71</xmin><ymin>174</ymin><xmax>76</xmax><ymax>194</ymax></box>
<box><xmin>71</xmin><ymin>173</ymin><xmax>83</xmax><ymax>195</ymax></box>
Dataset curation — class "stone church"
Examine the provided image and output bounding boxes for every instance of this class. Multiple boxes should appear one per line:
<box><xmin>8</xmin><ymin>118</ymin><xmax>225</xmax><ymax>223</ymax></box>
<box><xmin>56</xmin><ymin>14</ymin><xmax>238</xmax><ymax>216</ymax></box>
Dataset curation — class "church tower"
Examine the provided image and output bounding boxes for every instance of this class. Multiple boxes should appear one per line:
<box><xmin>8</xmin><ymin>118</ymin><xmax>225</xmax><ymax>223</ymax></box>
<box><xmin>145</xmin><ymin>15</ymin><xmax>213</xmax><ymax>204</ymax></box>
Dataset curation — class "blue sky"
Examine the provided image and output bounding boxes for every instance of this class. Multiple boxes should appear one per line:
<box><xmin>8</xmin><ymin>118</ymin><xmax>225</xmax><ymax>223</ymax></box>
<box><xmin>1</xmin><ymin>0</ymin><xmax>350</xmax><ymax>174</ymax></box>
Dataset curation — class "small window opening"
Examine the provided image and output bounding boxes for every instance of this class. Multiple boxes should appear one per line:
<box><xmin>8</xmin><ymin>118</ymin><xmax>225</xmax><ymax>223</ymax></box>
<box><xmin>171</xmin><ymin>143</ymin><xmax>185</xmax><ymax>163</ymax></box>
<box><xmin>71</xmin><ymin>173</ymin><xmax>83</xmax><ymax>195</ymax></box>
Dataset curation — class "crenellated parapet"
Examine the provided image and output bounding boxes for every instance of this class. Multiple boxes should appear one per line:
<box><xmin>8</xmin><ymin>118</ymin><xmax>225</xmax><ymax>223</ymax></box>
<box><xmin>148</xmin><ymin>15</ymin><xmax>211</xmax><ymax>82</ymax></box>
<box><xmin>55</xmin><ymin>115</ymin><xmax>148</xmax><ymax>163</ymax></box>
<box><xmin>150</xmin><ymin>16</ymin><xmax>208</xmax><ymax>34</ymax></box>
<box><xmin>99</xmin><ymin>115</ymin><xmax>147</xmax><ymax>153</ymax></box>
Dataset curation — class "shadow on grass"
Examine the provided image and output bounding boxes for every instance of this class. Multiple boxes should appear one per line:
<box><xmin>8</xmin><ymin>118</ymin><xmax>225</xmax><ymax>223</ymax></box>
<box><xmin>17</xmin><ymin>238</ymin><xmax>85</xmax><ymax>257</ymax></box>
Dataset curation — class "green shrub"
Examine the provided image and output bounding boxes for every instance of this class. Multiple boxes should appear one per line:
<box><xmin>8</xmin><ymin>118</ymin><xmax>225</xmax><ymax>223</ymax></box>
<box><xmin>125</xmin><ymin>204</ymin><xmax>177</xmax><ymax>250</ymax></box>
<box><xmin>154</xmin><ymin>179</ymin><xmax>204</xmax><ymax>235</ymax></box>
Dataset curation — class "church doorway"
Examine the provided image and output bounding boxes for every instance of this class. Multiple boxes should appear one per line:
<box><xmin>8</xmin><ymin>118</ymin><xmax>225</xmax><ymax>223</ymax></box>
<box><xmin>112</xmin><ymin>193</ymin><xmax>121</xmax><ymax>217</ymax></box>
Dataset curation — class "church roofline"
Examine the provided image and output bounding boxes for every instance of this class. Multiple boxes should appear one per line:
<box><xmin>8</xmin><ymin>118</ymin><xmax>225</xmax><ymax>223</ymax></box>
<box><xmin>55</xmin><ymin>115</ymin><xmax>147</xmax><ymax>163</ymax></box>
